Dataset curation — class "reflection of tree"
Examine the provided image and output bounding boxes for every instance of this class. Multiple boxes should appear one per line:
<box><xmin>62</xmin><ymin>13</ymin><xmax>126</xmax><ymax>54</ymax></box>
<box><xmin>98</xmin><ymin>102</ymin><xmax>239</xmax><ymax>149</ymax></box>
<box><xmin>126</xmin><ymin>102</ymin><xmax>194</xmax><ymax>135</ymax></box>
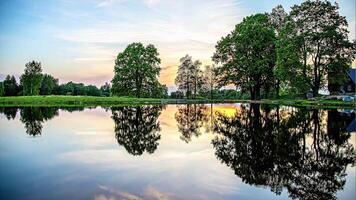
<box><xmin>212</xmin><ymin>105</ymin><xmax>356</xmax><ymax>199</ymax></box>
<box><xmin>111</xmin><ymin>106</ymin><xmax>162</xmax><ymax>156</ymax></box>
<box><xmin>0</xmin><ymin>107</ymin><xmax>18</xmax><ymax>120</ymax></box>
<box><xmin>1</xmin><ymin>106</ymin><xmax>99</xmax><ymax>136</ymax></box>
<box><xmin>20</xmin><ymin>107</ymin><xmax>59</xmax><ymax>136</ymax></box>
<box><xmin>174</xmin><ymin>104</ymin><xmax>209</xmax><ymax>143</ymax></box>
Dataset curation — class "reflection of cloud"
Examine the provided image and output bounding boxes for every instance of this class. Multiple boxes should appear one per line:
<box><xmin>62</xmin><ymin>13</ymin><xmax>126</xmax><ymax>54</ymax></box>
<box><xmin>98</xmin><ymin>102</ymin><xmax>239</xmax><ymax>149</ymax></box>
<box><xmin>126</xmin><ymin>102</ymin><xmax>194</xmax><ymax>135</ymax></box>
<box><xmin>97</xmin><ymin>184</ymin><xmax>170</xmax><ymax>200</ymax></box>
<box><xmin>95</xmin><ymin>194</ymin><xmax>116</xmax><ymax>200</ymax></box>
<box><xmin>144</xmin><ymin>186</ymin><xmax>170</xmax><ymax>200</ymax></box>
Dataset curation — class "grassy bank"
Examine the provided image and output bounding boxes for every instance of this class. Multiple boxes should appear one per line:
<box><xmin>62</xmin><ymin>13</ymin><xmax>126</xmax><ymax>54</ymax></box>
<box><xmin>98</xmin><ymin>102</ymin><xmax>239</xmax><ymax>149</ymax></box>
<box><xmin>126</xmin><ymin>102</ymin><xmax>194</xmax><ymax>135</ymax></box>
<box><xmin>0</xmin><ymin>96</ymin><xmax>354</xmax><ymax>108</ymax></box>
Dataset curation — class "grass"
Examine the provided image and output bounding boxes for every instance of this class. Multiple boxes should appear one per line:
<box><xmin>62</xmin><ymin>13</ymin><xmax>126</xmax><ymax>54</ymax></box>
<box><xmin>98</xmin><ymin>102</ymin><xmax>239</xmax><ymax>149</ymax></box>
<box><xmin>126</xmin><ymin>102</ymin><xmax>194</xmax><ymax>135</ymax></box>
<box><xmin>0</xmin><ymin>95</ymin><xmax>355</xmax><ymax>108</ymax></box>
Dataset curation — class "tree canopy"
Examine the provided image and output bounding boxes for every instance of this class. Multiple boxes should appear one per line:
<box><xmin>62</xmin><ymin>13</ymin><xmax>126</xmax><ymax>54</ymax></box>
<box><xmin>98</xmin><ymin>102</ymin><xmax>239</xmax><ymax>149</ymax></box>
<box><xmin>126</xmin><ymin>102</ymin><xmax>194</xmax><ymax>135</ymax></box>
<box><xmin>20</xmin><ymin>61</ymin><xmax>43</xmax><ymax>96</ymax></box>
<box><xmin>175</xmin><ymin>55</ymin><xmax>205</xmax><ymax>98</ymax></box>
<box><xmin>111</xmin><ymin>42</ymin><xmax>162</xmax><ymax>98</ymax></box>
<box><xmin>213</xmin><ymin>14</ymin><xmax>276</xmax><ymax>100</ymax></box>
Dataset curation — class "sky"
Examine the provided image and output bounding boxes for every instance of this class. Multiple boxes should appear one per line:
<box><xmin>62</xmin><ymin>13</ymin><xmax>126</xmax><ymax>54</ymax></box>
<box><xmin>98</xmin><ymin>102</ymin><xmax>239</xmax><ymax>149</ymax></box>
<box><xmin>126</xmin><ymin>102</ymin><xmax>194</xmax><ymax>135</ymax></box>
<box><xmin>0</xmin><ymin>0</ymin><xmax>355</xmax><ymax>92</ymax></box>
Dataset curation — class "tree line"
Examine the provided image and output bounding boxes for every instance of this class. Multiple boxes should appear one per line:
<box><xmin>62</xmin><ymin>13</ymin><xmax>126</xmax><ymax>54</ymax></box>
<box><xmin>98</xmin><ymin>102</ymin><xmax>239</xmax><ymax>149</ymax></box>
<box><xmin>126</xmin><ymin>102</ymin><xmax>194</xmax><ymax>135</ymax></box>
<box><xmin>0</xmin><ymin>61</ymin><xmax>111</xmax><ymax>97</ymax></box>
<box><xmin>1</xmin><ymin>1</ymin><xmax>354</xmax><ymax>100</ymax></box>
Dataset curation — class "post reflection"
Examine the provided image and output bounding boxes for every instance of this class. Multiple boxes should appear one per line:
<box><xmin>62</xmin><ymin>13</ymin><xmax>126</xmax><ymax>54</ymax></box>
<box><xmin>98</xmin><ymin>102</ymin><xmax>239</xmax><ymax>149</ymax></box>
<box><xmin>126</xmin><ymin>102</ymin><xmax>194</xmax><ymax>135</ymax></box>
<box><xmin>212</xmin><ymin>104</ymin><xmax>356</xmax><ymax>200</ymax></box>
<box><xmin>111</xmin><ymin>105</ymin><xmax>163</xmax><ymax>156</ymax></box>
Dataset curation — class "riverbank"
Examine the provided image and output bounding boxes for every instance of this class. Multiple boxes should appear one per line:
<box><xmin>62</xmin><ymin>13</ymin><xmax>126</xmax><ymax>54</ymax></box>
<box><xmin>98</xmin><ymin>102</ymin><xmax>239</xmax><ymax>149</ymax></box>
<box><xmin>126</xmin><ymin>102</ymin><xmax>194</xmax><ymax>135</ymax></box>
<box><xmin>0</xmin><ymin>96</ymin><xmax>355</xmax><ymax>108</ymax></box>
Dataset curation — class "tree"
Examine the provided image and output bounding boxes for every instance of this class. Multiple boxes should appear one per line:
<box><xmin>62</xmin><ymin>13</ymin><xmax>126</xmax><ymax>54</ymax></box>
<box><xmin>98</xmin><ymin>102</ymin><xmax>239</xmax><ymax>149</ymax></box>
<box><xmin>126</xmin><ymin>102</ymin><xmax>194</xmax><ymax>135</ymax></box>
<box><xmin>175</xmin><ymin>55</ymin><xmax>204</xmax><ymax>98</ymax></box>
<box><xmin>268</xmin><ymin>5</ymin><xmax>288</xmax><ymax>97</ymax></box>
<box><xmin>20</xmin><ymin>61</ymin><xmax>43</xmax><ymax>96</ymax></box>
<box><xmin>213</xmin><ymin>14</ymin><xmax>276</xmax><ymax>100</ymax></box>
<box><xmin>86</xmin><ymin>85</ymin><xmax>101</xmax><ymax>96</ymax></box>
<box><xmin>0</xmin><ymin>82</ymin><xmax>4</xmax><ymax>96</ymax></box>
<box><xmin>275</xmin><ymin>20</ymin><xmax>311</xmax><ymax>96</ymax></box>
<box><xmin>3</xmin><ymin>75</ymin><xmax>19</xmax><ymax>96</ymax></box>
<box><xmin>111</xmin><ymin>43</ymin><xmax>161</xmax><ymax>98</ymax></box>
<box><xmin>202</xmin><ymin>65</ymin><xmax>217</xmax><ymax>99</ymax></box>
<box><xmin>100</xmin><ymin>82</ymin><xmax>111</xmax><ymax>97</ymax></box>
<box><xmin>288</xmin><ymin>0</ymin><xmax>355</xmax><ymax>96</ymax></box>
<box><xmin>40</xmin><ymin>74</ymin><xmax>59</xmax><ymax>95</ymax></box>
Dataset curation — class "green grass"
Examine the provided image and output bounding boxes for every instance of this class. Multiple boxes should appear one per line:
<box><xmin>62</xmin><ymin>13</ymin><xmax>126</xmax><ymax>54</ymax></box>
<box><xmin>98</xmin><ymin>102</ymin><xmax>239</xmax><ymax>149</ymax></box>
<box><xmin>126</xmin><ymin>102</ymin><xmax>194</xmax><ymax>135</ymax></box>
<box><xmin>0</xmin><ymin>95</ymin><xmax>354</xmax><ymax>108</ymax></box>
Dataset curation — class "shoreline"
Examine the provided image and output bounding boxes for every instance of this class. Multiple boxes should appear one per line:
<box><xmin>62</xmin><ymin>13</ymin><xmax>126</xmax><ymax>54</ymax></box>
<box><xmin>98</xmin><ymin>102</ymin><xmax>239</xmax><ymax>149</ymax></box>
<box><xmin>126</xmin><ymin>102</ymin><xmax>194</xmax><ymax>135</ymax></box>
<box><xmin>0</xmin><ymin>96</ymin><xmax>355</xmax><ymax>109</ymax></box>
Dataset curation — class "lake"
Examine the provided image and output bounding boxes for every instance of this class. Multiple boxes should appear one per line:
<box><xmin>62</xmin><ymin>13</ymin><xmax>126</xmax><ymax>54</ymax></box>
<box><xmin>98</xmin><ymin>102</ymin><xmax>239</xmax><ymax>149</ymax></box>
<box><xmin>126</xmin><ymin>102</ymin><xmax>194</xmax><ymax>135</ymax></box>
<box><xmin>0</xmin><ymin>104</ymin><xmax>355</xmax><ymax>200</ymax></box>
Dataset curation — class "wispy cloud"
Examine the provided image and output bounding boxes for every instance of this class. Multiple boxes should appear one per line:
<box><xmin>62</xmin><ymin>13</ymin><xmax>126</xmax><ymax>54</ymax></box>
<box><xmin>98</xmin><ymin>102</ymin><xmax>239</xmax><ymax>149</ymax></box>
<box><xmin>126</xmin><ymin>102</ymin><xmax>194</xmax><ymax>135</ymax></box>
<box><xmin>50</xmin><ymin>0</ymin><xmax>248</xmax><ymax>87</ymax></box>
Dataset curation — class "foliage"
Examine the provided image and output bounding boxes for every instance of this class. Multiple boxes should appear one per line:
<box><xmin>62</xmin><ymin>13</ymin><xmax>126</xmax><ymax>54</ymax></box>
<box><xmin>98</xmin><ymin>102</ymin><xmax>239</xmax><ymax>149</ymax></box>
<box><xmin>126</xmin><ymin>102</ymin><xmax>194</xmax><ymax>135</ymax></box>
<box><xmin>288</xmin><ymin>0</ymin><xmax>355</xmax><ymax>96</ymax></box>
<box><xmin>0</xmin><ymin>82</ymin><xmax>4</xmax><ymax>96</ymax></box>
<box><xmin>111</xmin><ymin>43</ymin><xmax>161</xmax><ymax>98</ymax></box>
<box><xmin>3</xmin><ymin>75</ymin><xmax>19</xmax><ymax>96</ymax></box>
<box><xmin>111</xmin><ymin>105</ymin><xmax>162</xmax><ymax>155</ymax></box>
<box><xmin>213</xmin><ymin>14</ymin><xmax>276</xmax><ymax>100</ymax></box>
<box><xmin>175</xmin><ymin>55</ymin><xmax>205</xmax><ymax>98</ymax></box>
<box><xmin>175</xmin><ymin>104</ymin><xmax>209</xmax><ymax>143</ymax></box>
<box><xmin>212</xmin><ymin>105</ymin><xmax>356</xmax><ymax>199</ymax></box>
<box><xmin>20</xmin><ymin>61</ymin><xmax>43</xmax><ymax>96</ymax></box>
<box><xmin>40</xmin><ymin>74</ymin><xmax>59</xmax><ymax>95</ymax></box>
<box><xmin>202</xmin><ymin>65</ymin><xmax>217</xmax><ymax>99</ymax></box>
<box><xmin>56</xmin><ymin>81</ymin><xmax>101</xmax><ymax>96</ymax></box>
<box><xmin>100</xmin><ymin>82</ymin><xmax>111</xmax><ymax>97</ymax></box>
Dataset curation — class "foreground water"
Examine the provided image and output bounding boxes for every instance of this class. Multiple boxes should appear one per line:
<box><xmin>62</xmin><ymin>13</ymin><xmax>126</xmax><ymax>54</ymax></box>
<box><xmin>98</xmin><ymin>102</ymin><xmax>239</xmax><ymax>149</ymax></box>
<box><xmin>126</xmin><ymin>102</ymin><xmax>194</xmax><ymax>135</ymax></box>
<box><xmin>0</xmin><ymin>104</ymin><xmax>355</xmax><ymax>200</ymax></box>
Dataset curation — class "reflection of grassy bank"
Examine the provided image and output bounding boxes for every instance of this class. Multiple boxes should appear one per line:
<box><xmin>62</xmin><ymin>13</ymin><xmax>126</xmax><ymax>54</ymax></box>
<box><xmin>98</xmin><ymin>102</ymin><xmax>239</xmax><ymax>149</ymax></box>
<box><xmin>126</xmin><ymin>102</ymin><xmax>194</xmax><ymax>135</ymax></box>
<box><xmin>0</xmin><ymin>96</ymin><xmax>355</xmax><ymax>108</ymax></box>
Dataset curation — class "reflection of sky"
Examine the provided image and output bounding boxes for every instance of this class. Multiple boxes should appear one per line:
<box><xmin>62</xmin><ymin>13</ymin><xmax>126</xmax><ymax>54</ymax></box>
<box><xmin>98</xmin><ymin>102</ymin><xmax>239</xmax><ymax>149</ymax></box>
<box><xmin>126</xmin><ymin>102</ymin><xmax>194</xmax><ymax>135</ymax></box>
<box><xmin>0</xmin><ymin>105</ymin><xmax>355</xmax><ymax>200</ymax></box>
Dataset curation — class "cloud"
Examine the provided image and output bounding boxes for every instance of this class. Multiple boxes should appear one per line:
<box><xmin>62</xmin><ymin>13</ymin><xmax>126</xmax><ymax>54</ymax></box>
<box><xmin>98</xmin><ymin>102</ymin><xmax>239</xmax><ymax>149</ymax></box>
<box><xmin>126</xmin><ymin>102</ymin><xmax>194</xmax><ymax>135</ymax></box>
<box><xmin>51</xmin><ymin>0</ymin><xmax>247</xmax><ymax>86</ymax></box>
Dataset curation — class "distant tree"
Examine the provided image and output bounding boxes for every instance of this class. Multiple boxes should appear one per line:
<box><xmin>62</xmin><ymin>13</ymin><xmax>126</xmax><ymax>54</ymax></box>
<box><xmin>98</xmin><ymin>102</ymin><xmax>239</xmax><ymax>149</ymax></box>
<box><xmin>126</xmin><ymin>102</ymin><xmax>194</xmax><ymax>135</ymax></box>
<box><xmin>175</xmin><ymin>55</ymin><xmax>204</xmax><ymax>98</ymax></box>
<box><xmin>111</xmin><ymin>43</ymin><xmax>161</xmax><ymax>98</ymax></box>
<box><xmin>213</xmin><ymin>14</ymin><xmax>276</xmax><ymax>100</ymax></box>
<box><xmin>288</xmin><ymin>0</ymin><xmax>355</xmax><ymax>96</ymax></box>
<box><xmin>86</xmin><ymin>85</ymin><xmax>101</xmax><ymax>96</ymax></box>
<box><xmin>100</xmin><ymin>82</ymin><xmax>111</xmax><ymax>97</ymax></box>
<box><xmin>149</xmin><ymin>81</ymin><xmax>168</xmax><ymax>98</ymax></box>
<box><xmin>202</xmin><ymin>65</ymin><xmax>217</xmax><ymax>99</ymax></box>
<box><xmin>170</xmin><ymin>91</ymin><xmax>184</xmax><ymax>99</ymax></box>
<box><xmin>3</xmin><ymin>75</ymin><xmax>19</xmax><ymax>96</ymax></box>
<box><xmin>0</xmin><ymin>82</ymin><xmax>4</xmax><ymax>96</ymax></box>
<box><xmin>40</xmin><ymin>74</ymin><xmax>59</xmax><ymax>95</ymax></box>
<box><xmin>20</xmin><ymin>61</ymin><xmax>43</xmax><ymax>96</ymax></box>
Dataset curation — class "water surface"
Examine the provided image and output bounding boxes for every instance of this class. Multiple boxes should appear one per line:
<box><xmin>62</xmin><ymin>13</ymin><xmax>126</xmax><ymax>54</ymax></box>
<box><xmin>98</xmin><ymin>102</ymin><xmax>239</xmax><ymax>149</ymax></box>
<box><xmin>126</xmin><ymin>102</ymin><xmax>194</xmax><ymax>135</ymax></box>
<box><xmin>0</xmin><ymin>104</ymin><xmax>355</xmax><ymax>200</ymax></box>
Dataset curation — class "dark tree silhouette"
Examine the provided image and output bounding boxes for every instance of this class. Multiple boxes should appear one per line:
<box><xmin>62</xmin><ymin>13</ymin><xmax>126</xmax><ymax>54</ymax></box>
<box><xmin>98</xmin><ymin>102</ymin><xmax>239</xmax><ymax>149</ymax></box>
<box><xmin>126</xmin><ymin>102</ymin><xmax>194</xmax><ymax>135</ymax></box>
<box><xmin>0</xmin><ymin>107</ymin><xmax>19</xmax><ymax>120</ymax></box>
<box><xmin>174</xmin><ymin>104</ymin><xmax>209</xmax><ymax>143</ymax></box>
<box><xmin>212</xmin><ymin>105</ymin><xmax>356</xmax><ymax>199</ymax></box>
<box><xmin>20</xmin><ymin>107</ymin><xmax>59</xmax><ymax>136</ymax></box>
<box><xmin>111</xmin><ymin>105</ymin><xmax>163</xmax><ymax>155</ymax></box>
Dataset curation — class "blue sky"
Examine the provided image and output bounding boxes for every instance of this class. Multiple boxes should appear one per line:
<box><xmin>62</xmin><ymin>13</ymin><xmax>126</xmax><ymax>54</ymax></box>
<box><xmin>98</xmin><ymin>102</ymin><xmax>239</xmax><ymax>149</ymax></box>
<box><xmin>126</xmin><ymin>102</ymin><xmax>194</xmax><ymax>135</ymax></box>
<box><xmin>0</xmin><ymin>0</ymin><xmax>355</xmax><ymax>90</ymax></box>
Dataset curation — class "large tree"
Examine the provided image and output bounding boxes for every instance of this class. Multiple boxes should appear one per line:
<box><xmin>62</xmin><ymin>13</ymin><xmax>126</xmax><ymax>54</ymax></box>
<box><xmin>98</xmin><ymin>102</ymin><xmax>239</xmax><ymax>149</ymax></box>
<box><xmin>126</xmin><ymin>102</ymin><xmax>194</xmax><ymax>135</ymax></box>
<box><xmin>288</xmin><ymin>0</ymin><xmax>355</xmax><ymax>96</ymax></box>
<box><xmin>3</xmin><ymin>75</ymin><xmax>19</xmax><ymax>96</ymax></box>
<box><xmin>111</xmin><ymin>43</ymin><xmax>161</xmax><ymax>98</ymax></box>
<box><xmin>175</xmin><ymin>55</ymin><xmax>204</xmax><ymax>99</ymax></box>
<box><xmin>20</xmin><ymin>61</ymin><xmax>43</xmax><ymax>96</ymax></box>
<box><xmin>213</xmin><ymin>14</ymin><xmax>276</xmax><ymax>100</ymax></box>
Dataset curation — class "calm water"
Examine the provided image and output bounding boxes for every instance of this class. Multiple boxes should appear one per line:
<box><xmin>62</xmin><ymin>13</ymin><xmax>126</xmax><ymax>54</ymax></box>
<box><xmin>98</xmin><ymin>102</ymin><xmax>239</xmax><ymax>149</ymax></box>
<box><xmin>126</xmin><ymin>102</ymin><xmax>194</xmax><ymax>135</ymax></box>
<box><xmin>0</xmin><ymin>104</ymin><xmax>355</xmax><ymax>200</ymax></box>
